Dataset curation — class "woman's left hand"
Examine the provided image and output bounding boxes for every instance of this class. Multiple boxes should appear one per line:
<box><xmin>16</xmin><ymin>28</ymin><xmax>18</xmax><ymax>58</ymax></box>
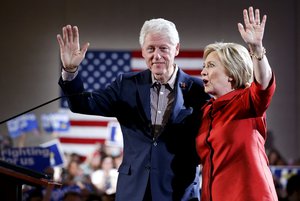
<box><xmin>238</xmin><ymin>6</ymin><xmax>266</xmax><ymax>48</ymax></box>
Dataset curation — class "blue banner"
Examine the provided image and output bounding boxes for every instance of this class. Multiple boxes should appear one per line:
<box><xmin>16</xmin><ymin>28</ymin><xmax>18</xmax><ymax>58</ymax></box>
<box><xmin>0</xmin><ymin>140</ymin><xmax>65</xmax><ymax>173</ymax></box>
<box><xmin>6</xmin><ymin>114</ymin><xmax>38</xmax><ymax>138</ymax></box>
<box><xmin>41</xmin><ymin>113</ymin><xmax>70</xmax><ymax>133</ymax></box>
<box><xmin>0</xmin><ymin>147</ymin><xmax>50</xmax><ymax>172</ymax></box>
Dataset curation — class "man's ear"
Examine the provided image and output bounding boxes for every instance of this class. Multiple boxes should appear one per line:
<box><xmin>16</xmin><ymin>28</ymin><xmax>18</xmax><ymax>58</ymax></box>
<box><xmin>141</xmin><ymin>48</ymin><xmax>146</xmax><ymax>58</ymax></box>
<box><xmin>175</xmin><ymin>43</ymin><xmax>180</xmax><ymax>56</ymax></box>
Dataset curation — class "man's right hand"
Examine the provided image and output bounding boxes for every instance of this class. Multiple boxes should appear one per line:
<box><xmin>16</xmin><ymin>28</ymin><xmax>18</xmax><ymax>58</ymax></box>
<box><xmin>57</xmin><ymin>25</ymin><xmax>89</xmax><ymax>72</ymax></box>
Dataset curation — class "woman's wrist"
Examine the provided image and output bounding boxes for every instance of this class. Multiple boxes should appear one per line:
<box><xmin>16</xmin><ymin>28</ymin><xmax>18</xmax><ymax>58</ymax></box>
<box><xmin>249</xmin><ymin>45</ymin><xmax>266</xmax><ymax>61</ymax></box>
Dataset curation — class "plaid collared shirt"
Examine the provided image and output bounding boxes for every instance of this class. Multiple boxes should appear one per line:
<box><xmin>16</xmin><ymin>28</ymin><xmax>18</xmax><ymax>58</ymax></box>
<box><xmin>150</xmin><ymin>65</ymin><xmax>178</xmax><ymax>138</ymax></box>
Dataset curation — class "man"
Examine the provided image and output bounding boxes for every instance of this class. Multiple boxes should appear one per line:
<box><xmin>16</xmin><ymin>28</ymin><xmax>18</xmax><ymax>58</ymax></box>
<box><xmin>57</xmin><ymin>18</ymin><xmax>209</xmax><ymax>201</ymax></box>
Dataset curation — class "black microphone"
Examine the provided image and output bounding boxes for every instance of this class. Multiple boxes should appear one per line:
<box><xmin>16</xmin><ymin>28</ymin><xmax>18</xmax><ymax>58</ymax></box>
<box><xmin>0</xmin><ymin>92</ymin><xmax>90</xmax><ymax>125</ymax></box>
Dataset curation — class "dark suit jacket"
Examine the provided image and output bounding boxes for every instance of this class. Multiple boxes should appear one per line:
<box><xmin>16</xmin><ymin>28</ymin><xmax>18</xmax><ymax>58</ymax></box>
<box><xmin>59</xmin><ymin>68</ymin><xmax>210</xmax><ymax>201</ymax></box>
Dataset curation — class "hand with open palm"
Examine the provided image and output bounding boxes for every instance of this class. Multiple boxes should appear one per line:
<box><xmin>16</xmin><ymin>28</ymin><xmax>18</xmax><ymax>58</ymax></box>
<box><xmin>57</xmin><ymin>25</ymin><xmax>89</xmax><ymax>72</ymax></box>
<box><xmin>238</xmin><ymin>6</ymin><xmax>266</xmax><ymax>52</ymax></box>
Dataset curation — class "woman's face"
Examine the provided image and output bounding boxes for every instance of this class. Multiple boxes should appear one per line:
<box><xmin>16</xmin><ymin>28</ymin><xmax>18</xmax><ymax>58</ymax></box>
<box><xmin>201</xmin><ymin>51</ymin><xmax>234</xmax><ymax>99</ymax></box>
<box><xmin>101</xmin><ymin>156</ymin><xmax>114</xmax><ymax>170</ymax></box>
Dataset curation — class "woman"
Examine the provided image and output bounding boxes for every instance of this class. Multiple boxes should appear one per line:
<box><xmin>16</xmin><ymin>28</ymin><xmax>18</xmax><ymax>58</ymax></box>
<box><xmin>196</xmin><ymin>7</ymin><xmax>278</xmax><ymax>201</ymax></box>
<box><xmin>91</xmin><ymin>155</ymin><xmax>118</xmax><ymax>195</ymax></box>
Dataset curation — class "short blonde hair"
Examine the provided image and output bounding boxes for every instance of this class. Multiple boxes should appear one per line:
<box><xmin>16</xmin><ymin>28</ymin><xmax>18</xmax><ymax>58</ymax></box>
<box><xmin>204</xmin><ymin>42</ymin><xmax>253</xmax><ymax>89</ymax></box>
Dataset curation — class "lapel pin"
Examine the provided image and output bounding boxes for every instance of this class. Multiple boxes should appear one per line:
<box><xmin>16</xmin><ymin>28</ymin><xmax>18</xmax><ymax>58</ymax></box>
<box><xmin>180</xmin><ymin>82</ymin><xmax>186</xmax><ymax>89</ymax></box>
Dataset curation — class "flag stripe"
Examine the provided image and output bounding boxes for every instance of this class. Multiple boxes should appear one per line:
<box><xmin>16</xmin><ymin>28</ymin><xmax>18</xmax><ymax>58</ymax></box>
<box><xmin>58</xmin><ymin>143</ymin><xmax>102</xmax><ymax>156</ymax></box>
<box><xmin>70</xmin><ymin>120</ymin><xmax>108</xmax><ymax>127</ymax></box>
<box><xmin>131</xmin><ymin>58</ymin><xmax>203</xmax><ymax>69</ymax></box>
<box><xmin>177</xmin><ymin>51</ymin><xmax>204</xmax><ymax>57</ymax></box>
<box><xmin>59</xmin><ymin>137</ymin><xmax>105</xmax><ymax>144</ymax></box>
<box><xmin>66</xmin><ymin>127</ymin><xmax>108</xmax><ymax>138</ymax></box>
<box><xmin>183</xmin><ymin>69</ymin><xmax>202</xmax><ymax>76</ymax></box>
<box><xmin>131</xmin><ymin>50</ymin><xmax>204</xmax><ymax>58</ymax></box>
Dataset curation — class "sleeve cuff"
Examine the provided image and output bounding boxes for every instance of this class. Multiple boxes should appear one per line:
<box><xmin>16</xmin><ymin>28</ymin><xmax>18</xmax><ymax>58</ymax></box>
<box><xmin>61</xmin><ymin>69</ymin><xmax>79</xmax><ymax>81</ymax></box>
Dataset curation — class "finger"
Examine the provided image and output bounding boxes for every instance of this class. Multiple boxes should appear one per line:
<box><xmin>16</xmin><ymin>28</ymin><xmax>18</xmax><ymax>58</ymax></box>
<box><xmin>255</xmin><ymin>8</ymin><xmax>261</xmax><ymax>25</ymax></box>
<box><xmin>237</xmin><ymin>23</ymin><xmax>247</xmax><ymax>41</ymax></box>
<box><xmin>243</xmin><ymin>8</ymin><xmax>250</xmax><ymax>27</ymax></box>
<box><xmin>66</xmin><ymin>25</ymin><xmax>73</xmax><ymax>44</ymax></box>
<box><xmin>56</xmin><ymin>34</ymin><xmax>64</xmax><ymax>48</ymax></box>
<box><xmin>73</xmin><ymin>26</ymin><xmax>79</xmax><ymax>46</ymax></box>
<box><xmin>248</xmin><ymin>6</ymin><xmax>255</xmax><ymax>24</ymax></box>
<box><xmin>237</xmin><ymin>23</ymin><xmax>245</xmax><ymax>33</ymax></box>
<box><xmin>62</xmin><ymin>26</ymin><xmax>68</xmax><ymax>44</ymax></box>
<box><xmin>261</xmin><ymin>15</ymin><xmax>267</xmax><ymax>28</ymax></box>
<box><xmin>81</xmin><ymin>42</ymin><xmax>90</xmax><ymax>57</ymax></box>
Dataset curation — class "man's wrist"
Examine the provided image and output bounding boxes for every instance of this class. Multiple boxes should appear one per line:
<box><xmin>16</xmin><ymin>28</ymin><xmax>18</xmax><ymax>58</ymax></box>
<box><xmin>61</xmin><ymin>68</ymin><xmax>79</xmax><ymax>81</ymax></box>
<box><xmin>62</xmin><ymin>66</ymin><xmax>78</xmax><ymax>73</ymax></box>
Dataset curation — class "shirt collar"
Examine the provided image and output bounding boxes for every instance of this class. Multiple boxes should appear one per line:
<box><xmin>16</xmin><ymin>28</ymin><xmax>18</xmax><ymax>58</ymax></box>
<box><xmin>151</xmin><ymin>65</ymin><xmax>178</xmax><ymax>90</ymax></box>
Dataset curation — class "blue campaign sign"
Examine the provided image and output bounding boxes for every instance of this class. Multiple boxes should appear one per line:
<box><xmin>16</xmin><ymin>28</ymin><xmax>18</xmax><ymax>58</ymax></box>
<box><xmin>269</xmin><ymin>165</ymin><xmax>300</xmax><ymax>190</ymax></box>
<box><xmin>40</xmin><ymin>139</ymin><xmax>65</xmax><ymax>167</ymax></box>
<box><xmin>0</xmin><ymin>147</ymin><xmax>50</xmax><ymax>173</ymax></box>
<box><xmin>0</xmin><ymin>139</ymin><xmax>65</xmax><ymax>173</ymax></box>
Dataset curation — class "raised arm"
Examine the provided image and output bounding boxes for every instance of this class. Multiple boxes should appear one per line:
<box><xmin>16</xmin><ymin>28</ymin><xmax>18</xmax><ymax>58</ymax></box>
<box><xmin>238</xmin><ymin>6</ymin><xmax>272</xmax><ymax>90</ymax></box>
<box><xmin>57</xmin><ymin>25</ymin><xmax>90</xmax><ymax>73</ymax></box>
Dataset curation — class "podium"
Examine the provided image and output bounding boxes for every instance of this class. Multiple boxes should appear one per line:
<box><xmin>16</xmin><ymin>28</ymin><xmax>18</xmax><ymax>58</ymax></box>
<box><xmin>0</xmin><ymin>160</ymin><xmax>61</xmax><ymax>201</ymax></box>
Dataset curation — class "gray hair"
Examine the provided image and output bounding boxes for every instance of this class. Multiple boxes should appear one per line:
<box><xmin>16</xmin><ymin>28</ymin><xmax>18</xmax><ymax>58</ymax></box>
<box><xmin>139</xmin><ymin>18</ymin><xmax>179</xmax><ymax>47</ymax></box>
<box><xmin>204</xmin><ymin>42</ymin><xmax>253</xmax><ymax>89</ymax></box>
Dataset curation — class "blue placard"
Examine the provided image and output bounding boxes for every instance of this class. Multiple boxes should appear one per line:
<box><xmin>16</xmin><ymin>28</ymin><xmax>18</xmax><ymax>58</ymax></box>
<box><xmin>0</xmin><ymin>139</ymin><xmax>65</xmax><ymax>173</ymax></box>
<box><xmin>0</xmin><ymin>147</ymin><xmax>50</xmax><ymax>172</ymax></box>
<box><xmin>40</xmin><ymin>139</ymin><xmax>65</xmax><ymax>167</ymax></box>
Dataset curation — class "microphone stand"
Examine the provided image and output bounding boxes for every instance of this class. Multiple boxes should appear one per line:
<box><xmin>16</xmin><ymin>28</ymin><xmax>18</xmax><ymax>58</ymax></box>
<box><xmin>0</xmin><ymin>92</ymin><xmax>89</xmax><ymax>125</ymax></box>
<box><xmin>0</xmin><ymin>96</ymin><xmax>65</xmax><ymax>125</ymax></box>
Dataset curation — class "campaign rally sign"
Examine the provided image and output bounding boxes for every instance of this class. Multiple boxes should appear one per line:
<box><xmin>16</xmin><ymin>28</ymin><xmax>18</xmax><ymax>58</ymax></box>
<box><xmin>0</xmin><ymin>140</ymin><xmax>65</xmax><ymax>173</ymax></box>
<box><xmin>0</xmin><ymin>147</ymin><xmax>50</xmax><ymax>172</ymax></box>
<box><xmin>40</xmin><ymin>139</ymin><xmax>65</xmax><ymax>167</ymax></box>
<box><xmin>270</xmin><ymin>165</ymin><xmax>300</xmax><ymax>189</ymax></box>
<box><xmin>41</xmin><ymin>113</ymin><xmax>70</xmax><ymax>133</ymax></box>
<box><xmin>6</xmin><ymin>113</ymin><xmax>38</xmax><ymax>138</ymax></box>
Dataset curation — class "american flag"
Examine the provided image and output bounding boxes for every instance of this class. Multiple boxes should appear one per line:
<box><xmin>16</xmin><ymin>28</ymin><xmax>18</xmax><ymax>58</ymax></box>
<box><xmin>59</xmin><ymin>50</ymin><xmax>203</xmax><ymax>156</ymax></box>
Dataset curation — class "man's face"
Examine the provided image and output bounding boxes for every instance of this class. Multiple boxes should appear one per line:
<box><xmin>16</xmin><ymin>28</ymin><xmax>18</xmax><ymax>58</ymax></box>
<box><xmin>142</xmin><ymin>33</ymin><xmax>179</xmax><ymax>83</ymax></box>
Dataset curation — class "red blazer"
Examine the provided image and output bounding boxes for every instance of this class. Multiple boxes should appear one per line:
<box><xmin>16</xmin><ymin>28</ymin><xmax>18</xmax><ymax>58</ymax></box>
<box><xmin>196</xmin><ymin>76</ymin><xmax>278</xmax><ymax>201</ymax></box>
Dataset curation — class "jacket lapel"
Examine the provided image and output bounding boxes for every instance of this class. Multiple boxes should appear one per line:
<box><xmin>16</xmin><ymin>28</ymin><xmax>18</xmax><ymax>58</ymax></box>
<box><xmin>136</xmin><ymin>70</ymin><xmax>152</xmax><ymax>122</ymax></box>
<box><xmin>169</xmin><ymin>69</ymin><xmax>193</xmax><ymax>123</ymax></box>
